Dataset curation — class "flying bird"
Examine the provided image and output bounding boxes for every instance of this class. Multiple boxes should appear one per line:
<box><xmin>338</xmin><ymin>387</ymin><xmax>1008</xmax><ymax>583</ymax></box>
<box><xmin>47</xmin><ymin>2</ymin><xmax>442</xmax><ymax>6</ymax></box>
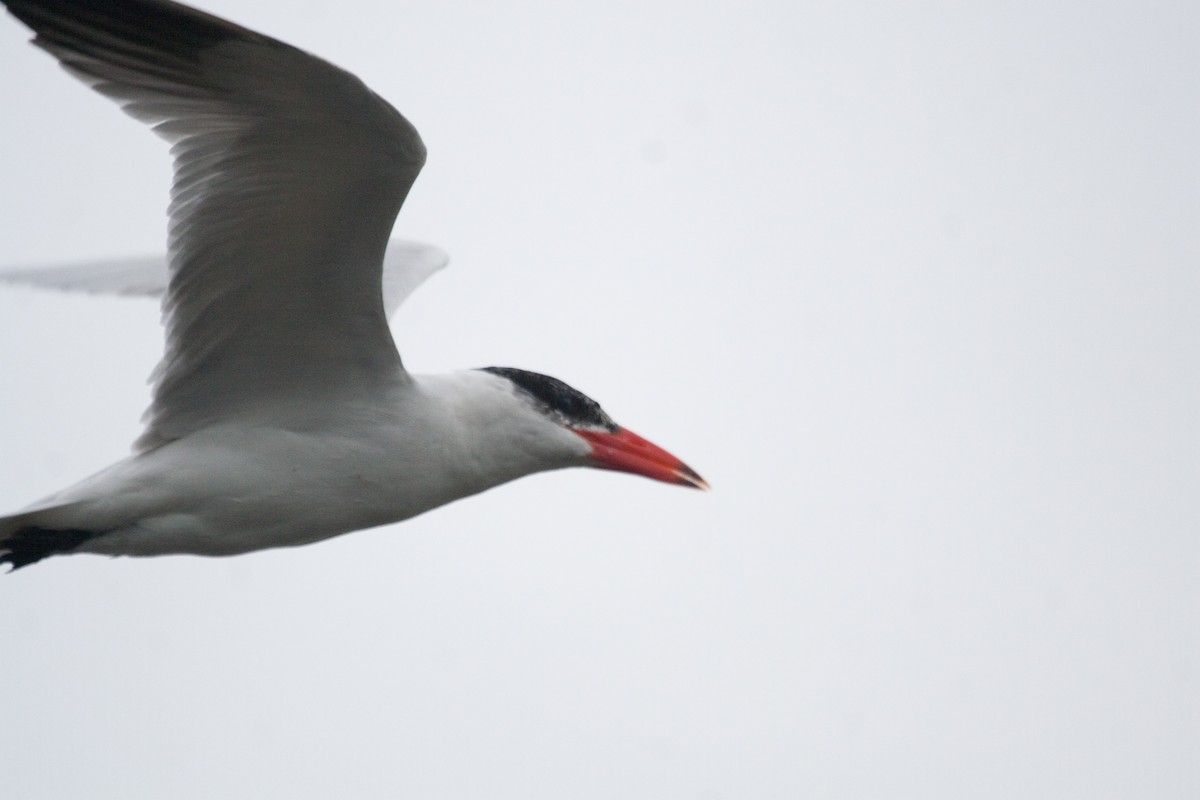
<box><xmin>0</xmin><ymin>0</ymin><xmax>705</xmax><ymax>571</ymax></box>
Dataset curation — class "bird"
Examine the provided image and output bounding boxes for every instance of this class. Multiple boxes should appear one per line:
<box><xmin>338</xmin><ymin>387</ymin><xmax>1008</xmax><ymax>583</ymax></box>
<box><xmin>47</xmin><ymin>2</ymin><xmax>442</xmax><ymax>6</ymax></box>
<box><xmin>0</xmin><ymin>0</ymin><xmax>706</xmax><ymax>571</ymax></box>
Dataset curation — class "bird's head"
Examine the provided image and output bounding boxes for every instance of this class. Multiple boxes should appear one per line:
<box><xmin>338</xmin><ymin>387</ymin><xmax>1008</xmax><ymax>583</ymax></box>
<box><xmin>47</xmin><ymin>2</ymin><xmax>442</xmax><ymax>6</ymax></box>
<box><xmin>479</xmin><ymin>367</ymin><xmax>708</xmax><ymax>490</ymax></box>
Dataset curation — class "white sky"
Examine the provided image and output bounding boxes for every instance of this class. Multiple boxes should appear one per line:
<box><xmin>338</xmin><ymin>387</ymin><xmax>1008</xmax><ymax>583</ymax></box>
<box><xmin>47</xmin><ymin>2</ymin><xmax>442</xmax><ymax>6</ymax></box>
<box><xmin>1</xmin><ymin>1</ymin><xmax>1198</xmax><ymax>797</ymax></box>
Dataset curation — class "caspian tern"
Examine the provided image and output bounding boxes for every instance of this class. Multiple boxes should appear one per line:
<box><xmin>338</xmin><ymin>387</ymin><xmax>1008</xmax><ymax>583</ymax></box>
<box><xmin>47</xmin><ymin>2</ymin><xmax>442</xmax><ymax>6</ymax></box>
<box><xmin>0</xmin><ymin>0</ymin><xmax>706</xmax><ymax>571</ymax></box>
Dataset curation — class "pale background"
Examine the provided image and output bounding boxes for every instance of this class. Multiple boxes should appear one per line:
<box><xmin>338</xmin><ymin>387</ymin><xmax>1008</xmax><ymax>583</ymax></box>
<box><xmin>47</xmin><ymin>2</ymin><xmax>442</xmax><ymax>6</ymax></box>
<box><xmin>1</xmin><ymin>1</ymin><xmax>1197</xmax><ymax>798</ymax></box>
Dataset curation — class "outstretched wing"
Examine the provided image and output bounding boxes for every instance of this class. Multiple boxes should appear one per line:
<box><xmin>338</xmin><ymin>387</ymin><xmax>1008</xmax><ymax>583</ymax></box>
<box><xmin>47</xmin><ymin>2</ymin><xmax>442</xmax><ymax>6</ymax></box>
<box><xmin>4</xmin><ymin>0</ymin><xmax>426</xmax><ymax>450</ymax></box>
<box><xmin>0</xmin><ymin>240</ymin><xmax>449</xmax><ymax>318</ymax></box>
<box><xmin>0</xmin><ymin>256</ymin><xmax>175</xmax><ymax>299</ymax></box>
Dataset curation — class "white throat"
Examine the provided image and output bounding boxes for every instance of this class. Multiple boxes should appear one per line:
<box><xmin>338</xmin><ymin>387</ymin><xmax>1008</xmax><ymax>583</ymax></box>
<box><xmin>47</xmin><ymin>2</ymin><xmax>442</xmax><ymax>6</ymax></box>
<box><xmin>406</xmin><ymin>370</ymin><xmax>593</xmax><ymax>494</ymax></box>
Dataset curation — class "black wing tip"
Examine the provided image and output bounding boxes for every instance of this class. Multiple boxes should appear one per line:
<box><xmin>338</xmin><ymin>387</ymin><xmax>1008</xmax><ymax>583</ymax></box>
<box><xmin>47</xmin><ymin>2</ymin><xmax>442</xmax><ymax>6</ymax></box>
<box><xmin>3</xmin><ymin>0</ymin><xmax>264</xmax><ymax>55</ymax></box>
<box><xmin>0</xmin><ymin>527</ymin><xmax>96</xmax><ymax>571</ymax></box>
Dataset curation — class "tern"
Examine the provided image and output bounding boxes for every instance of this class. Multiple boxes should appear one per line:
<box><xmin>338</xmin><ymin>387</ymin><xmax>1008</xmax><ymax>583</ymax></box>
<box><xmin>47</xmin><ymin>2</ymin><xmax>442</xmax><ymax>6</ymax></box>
<box><xmin>0</xmin><ymin>0</ymin><xmax>706</xmax><ymax>571</ymax></box>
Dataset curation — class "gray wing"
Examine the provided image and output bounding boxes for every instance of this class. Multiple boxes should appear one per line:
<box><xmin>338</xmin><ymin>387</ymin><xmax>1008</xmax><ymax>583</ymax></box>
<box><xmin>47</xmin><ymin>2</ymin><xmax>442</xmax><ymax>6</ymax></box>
<box><xmin>4</xmin><ymin>0</ymin><xmax>426</xmax><ymax>450</ymax></box>
<box><xmin>0</xmin><ymin>256</ymin><xmax>174</xmax><ymax>298</ymax></box>
<box><xmin>0</xmin><ymin>241</ymin><xmax>450</xmax><ymax>318</ymax></box>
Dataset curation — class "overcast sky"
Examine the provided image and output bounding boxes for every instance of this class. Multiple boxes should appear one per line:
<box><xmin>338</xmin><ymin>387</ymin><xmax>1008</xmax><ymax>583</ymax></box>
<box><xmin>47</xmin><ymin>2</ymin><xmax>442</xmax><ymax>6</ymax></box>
<box><xmin>1</xmin><ymin>1</ymin><xmax>1197</xmax><ymax>798</ymax></box>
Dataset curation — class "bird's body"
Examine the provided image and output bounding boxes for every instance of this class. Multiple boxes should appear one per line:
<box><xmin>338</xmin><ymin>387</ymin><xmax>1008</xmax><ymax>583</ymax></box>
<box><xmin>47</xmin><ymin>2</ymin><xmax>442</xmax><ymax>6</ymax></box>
<box><xmin>8</xmin><ymin>372</ymin><xmax>589</xmax><ymax>558</ymax></box>
<box><xmin>0</xmin><ymin>0</ymin><xmax>704</xmax><ymax>570</ymax></box>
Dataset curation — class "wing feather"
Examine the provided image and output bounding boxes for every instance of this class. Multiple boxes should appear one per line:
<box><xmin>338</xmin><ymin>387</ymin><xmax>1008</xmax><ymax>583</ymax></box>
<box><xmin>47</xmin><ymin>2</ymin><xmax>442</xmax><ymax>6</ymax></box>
<box><xmin>0</xmin><ymin>242</ymin><xmax>449</xmax><ymax>316</ymax></box>
<box><xmin>4</xmin><ymin>0</ymin><xmax>425</xmax><ymax>449</ymax></box>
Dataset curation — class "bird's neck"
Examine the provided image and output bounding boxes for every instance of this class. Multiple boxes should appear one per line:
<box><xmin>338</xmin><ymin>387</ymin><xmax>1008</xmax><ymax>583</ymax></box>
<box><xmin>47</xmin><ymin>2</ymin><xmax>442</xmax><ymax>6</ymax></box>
<box><xmin>403</xmin><ymin>371</ymin><xmax>589</xmax><ymax>495</ymax></box>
